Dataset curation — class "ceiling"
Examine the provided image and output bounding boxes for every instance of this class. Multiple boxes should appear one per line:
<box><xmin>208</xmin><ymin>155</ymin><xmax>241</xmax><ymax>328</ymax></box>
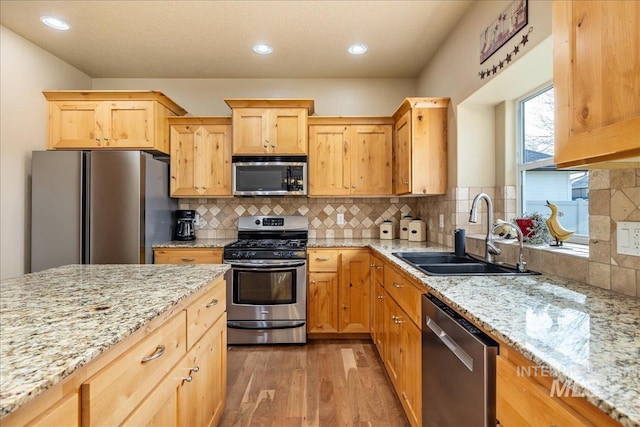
<box><xmin>0</xmin><ymin>0</ymin><xmax>472</xmax><ymax>79</ymax></box>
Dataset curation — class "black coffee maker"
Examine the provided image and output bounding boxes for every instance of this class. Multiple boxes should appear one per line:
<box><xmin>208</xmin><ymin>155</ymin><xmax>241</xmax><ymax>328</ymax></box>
<box><xmin>175</xmin><ymin>210</ymin><xmax>196</xmax><ymax>241</ymax></box>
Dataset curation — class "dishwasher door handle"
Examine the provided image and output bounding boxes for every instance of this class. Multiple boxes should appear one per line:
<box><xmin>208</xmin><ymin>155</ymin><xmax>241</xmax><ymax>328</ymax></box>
<box><xmin>425</xmin><ymin>316</ymin><xmax>474</xmax><ymax>371</ymax></box>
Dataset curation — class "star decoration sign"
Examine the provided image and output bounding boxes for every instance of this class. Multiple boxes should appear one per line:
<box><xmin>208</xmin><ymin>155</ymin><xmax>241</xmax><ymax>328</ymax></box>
<box><xmin>479</xmin><ymin>27</ymin><xmax>533</xmax><ymax>80</ymax></box>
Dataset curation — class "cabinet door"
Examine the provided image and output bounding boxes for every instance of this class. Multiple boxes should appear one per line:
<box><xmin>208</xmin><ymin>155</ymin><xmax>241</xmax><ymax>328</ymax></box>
<box><xmin>180</xmin><ymin>314</ymin><xmax>227</xmax><ymax>427</ymax></box>
<box><xmin>121</xmin><ymin>373</ymin><xmax>180</xmax><ymax>427</ymax></box>
<box><xmin>104</xmin><ymin>101</ymin><xmax>155</xmax><ymax>148</ymax></box>
<box><xmin>47</xmin><ymin>100</ymin><xmax>103</xmax><ymax>149</ymax></box>
<box><xmin>232</xmin><ymin>108</ymin><xmax>269</xmax><ymax>154</ymax></box>
<box><xmin>383</xmin><ymin>293</ymin><xmax>402</xmax><ymax>390</ymax></box>
<box><xmin>554</xmin><ymin>1</ymin><xmax>640</xmax><ymax>168</ymax></box>
<box><xmin>307</xmin><ymin>272</ymin><xmax>339</xmax><ymax>333</ymax></box>
<box><xmin>170</xmin><ymin>124</ymin><xmax>198</xmax><ymax>196</ymax></box>
<box><xmin>401</xmin><ymin>319</ymin><xmax>422</xmax><ymax>427</ymax></box>
<box><xmin>195</xmin><ymin>124</ymin><xmax>232</xmax><ymax>196</ymax></box>
<box><xmin>339</xmin><ymin>250</ymin><xmax>371</xmax><ymax>333</ymax></box>
<box><xmin>394</xmin><ymin>110</ymin><xmax>412</xmax><ymax>195</ymax></box>
<box><xmin>308</xmin><ymin>125</ymin><xmax>351</xmax><ymax>196</ymax></box>
<box><xmin>350</xmin><ymin>124</ymin><xmax>392</xmax><ymax>195</ymax></box>
<box><xmin>271</xmin><ymin>108</ymin><xmax>307</xmax><ymax>154</ymax></box>
<box><xmin>170</xmin><ymin>124</ymin><xmax>232</xmax><ymax>197</ymax></box>
<box><xmin>26</xmin><ymin>393</ymin><xmax>79</xmax><ymax>427</ymax></box>
<box><xmin>371</xmin><ymin>280</ymin><xmax>386</xmax><ymax>356</ymax></box>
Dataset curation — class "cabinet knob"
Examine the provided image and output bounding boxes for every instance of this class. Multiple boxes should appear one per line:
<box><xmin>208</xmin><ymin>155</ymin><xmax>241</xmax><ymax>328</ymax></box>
<box><xmin>403</xmin><ymin>181</ymin><xmax>409</xmax><ymax>185</ymax></box>
<box><xmin>271</xmin><ymin>144</ymin><xmax>275</xmax><ymax>148</ymax></box>
<box><xmin>351</xmin><ymin>186</ymin><xmax>356</xmax><ymax>189</ymax></box>
<box><xmin>311</xmin><ymin>280</ymin><xmax>316</xmax><ymax>284</ymax></box>
<box><xmin>180</xmin><ymin>376</ymin><xmax>193</xmax><ymax>383</ymax></box>
<box><xmin>103</xmin><ymin>137</ymin><xmax>109</xmax><ymax>141</ymax></box>
<box><xmin>344</xmin><ymin>186</ymin><xmax>349</xmax><ymax>189</ymax></box>
<box><xmin>95</xmin><ymin>137</ymin><xmax>100</xmax><ymax>142</ymax></box>
<box><xmin>377</xmin><ymin>295</ymin><xmax>384</xmax><ymax>299</ymax></box>
<box><xmin>195</xmin><ymin>186</ymin><xmax>200</xmax><ymax>189</ymax></box>
<box><xmin>190</xmin><ymin>366</ymin><xmax>200</xmax><ymax>373</ymax></box>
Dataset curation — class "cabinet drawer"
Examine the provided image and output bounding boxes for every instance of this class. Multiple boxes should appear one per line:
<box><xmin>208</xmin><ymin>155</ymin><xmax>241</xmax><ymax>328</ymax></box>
<box><xmin>81</xmin><ymin>312</ymin><xmax>187</xmax><ymax>426</ymax></box>
<box><xmin>384</xmin><ymin>266</ymin><xmax>423</xmax><ymax>327</ymax></box>
<box><xmin>186</xmin><ymin>278</ymin><xmax>226</xmax><ymax>349</ymax></box>
<box><xmin>154</xmin><ymin>248</ymin><xmax>222</xmax><ymax>264</ymax></box>
<box><xmin>308</xmin><ymin>249</ymin><xmax>338</xmax><ymax>272</ymax></box>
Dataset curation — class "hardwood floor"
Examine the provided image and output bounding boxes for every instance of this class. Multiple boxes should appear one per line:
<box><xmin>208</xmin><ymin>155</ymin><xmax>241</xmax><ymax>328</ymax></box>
<box><xmin>219</xmin><ymin>340</ymin><xmax>410</xmax><ymax>427</ymax></box>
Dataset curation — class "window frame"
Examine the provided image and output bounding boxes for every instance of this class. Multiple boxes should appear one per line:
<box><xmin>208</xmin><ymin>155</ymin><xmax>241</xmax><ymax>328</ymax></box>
<box><xmin>515</xmin><ymin>83</ymin><xmax>589</xmax><ymax>245</ymax></box>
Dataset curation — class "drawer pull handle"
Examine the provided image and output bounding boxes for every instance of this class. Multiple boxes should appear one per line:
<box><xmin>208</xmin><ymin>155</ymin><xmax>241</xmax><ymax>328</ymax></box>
<box><xmin>393</xmin><ymin>282</ymin><xmax>402</xmax><ymax>288</ymax></box>
<box><xmin>206</xmin><ymin>299</ymin><xmax>219</xmax><ymax>307</ymax></box>
<box><xmin>315</xmin><ymin>257</ymin><xmax>330</xmax><ymax>261</ymax></box>
<box><xmin>180</xmin><ymin>376</ymin><xmax>193</xmax><ymax>383</ymax></box>
<box><xmin>181</xmin><ymin>257</ymin><xmax>196</xmax><ymax>262</ymax></box>
<box><xmin>141</xmin><ymin>345</ymin><xmax>166</xmax><ymax>363</ymax></box>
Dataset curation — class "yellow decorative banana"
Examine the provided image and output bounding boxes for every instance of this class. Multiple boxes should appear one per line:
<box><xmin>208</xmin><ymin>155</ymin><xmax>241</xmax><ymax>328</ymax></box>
<box><xmin>545</xmin><ymin>200</ymin><xmax>574</xmax><ymax>246</ymax></box>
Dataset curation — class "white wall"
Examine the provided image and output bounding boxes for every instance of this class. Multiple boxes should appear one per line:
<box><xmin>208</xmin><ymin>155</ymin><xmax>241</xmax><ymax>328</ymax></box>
<box><xmin>417</xmin><ymin>0</ymin><xmax>552</xmax><ymax>188</ymax></box>
<box><xmin>92</xmin><ymin>78</ymin><xmax>417</xmax><ymax>116</ymax></box>
<box><xmin>0</xmin><ymin>26</ymin><xmax>91</xmax><ymax>279</ymax></box>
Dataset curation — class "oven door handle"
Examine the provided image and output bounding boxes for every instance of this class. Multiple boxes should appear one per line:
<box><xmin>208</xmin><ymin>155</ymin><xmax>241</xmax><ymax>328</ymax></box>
<box><xmin>225</xmin><ymin>261</ymin><xmax>306</xmax><ymax>269</ymax></box>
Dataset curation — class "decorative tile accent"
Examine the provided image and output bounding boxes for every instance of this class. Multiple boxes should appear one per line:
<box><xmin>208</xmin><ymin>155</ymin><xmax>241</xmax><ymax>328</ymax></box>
<box><xmin>181</xmin><ymin>196</ymin><xmax>419</xmax><ymax>241</ymax></box>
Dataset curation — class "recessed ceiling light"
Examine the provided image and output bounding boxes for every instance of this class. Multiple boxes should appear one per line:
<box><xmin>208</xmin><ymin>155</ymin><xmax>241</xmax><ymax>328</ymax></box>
<box><xmin>252</xmin><ymin>44</ymin><xmax>273</xmax><ymax>55</ymax></box>
<box><xmin>348</xmin><ymin>44</ymin><xmax>368</xmax><ymax>55</ymax></box>
<box><xmin>40</xmin><ymin>16</ymin><xmax>71</xmax><ymax>31</ymax></box>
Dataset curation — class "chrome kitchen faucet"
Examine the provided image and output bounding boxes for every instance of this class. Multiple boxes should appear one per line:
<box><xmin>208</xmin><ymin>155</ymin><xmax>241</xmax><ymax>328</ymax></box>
<box><xmin>469</xmin><ymin>193</ymin><xmax>501</xmax><ymax>263</ymax></box>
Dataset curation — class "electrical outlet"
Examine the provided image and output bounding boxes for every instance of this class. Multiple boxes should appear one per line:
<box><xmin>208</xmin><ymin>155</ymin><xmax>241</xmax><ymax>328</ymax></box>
<box><xmin>337</xmin><ymin>213</ymin><xmax>345</xmax><ymax>225</ymax></box>
<box><xmin>617</xmin><ymin>221</ymin><xmax>640</xmax><ymax>256</ymax></box>
<box><xmin>194</xmin><ymin>214</ymin><xmax>200</xmax><ymax>226</ymax></box>
<box><xmin>439</xmin><ymin>214</ymin><xmax>444</xmax><ymax>228</ymax></box>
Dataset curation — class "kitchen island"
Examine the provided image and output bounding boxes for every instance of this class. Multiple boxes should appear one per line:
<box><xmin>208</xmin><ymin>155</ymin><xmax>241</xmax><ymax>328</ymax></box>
<box><xmin>0</xmin><ymin>263</ymin><xmax>229</xmax><ymax>425</ymax></box>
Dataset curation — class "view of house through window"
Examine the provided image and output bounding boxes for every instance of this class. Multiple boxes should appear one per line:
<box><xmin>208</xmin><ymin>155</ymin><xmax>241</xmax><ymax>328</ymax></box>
<box><xmin>517</xmin><ymin>86</ymin><xmax>589</xmax><ymax>243</ymax></box>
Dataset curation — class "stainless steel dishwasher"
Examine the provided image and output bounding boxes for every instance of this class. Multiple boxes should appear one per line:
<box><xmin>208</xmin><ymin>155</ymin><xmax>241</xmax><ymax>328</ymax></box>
<box><xmin>422</xmin><ymin>293</ymin><xmax>499</xmax><ymax>426</ymax></box>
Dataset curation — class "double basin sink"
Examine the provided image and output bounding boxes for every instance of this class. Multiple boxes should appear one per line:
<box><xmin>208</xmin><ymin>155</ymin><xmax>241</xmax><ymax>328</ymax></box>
<box><xmin>393</xmin><ymin>252</ymin><xmax>540</xmax><ymax>276</ymax></box>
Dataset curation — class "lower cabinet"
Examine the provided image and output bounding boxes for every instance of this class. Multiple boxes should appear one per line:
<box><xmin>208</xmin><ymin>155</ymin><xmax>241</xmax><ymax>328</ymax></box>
<box><xmin>371</xmin><ymin>278</ymin><xmax>386</xmax><ymax>356</ymax></box>
<box><xmin>25</xmin><ymin>393</ymin><xmax>79</xmax><ymax>427</ymax></box>
<box><xmin>154</xmin><ymin>248</ymin><xmax>223</xmax><ymax>264</ymax></box>
<box><xmin>496</xmin><ymin>343</ymin><xmax>621</xmax><ymax>427</ymax></box>
<box><xmin>307</xmin><ymin>248</ymin><xmax>370</xmax><ymax>336</ymax></box>
<box><xmin>383</xmin><ymin>287</ymin><xmax>422</xmax><ymax>427</ymax></box>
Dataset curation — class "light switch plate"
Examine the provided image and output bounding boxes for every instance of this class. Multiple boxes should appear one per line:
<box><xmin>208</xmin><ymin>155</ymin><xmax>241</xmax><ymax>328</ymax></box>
<box><xmin>617</xmin><ymin>221</ymin><xmax>640</xmax><ymax>256</ymax></box>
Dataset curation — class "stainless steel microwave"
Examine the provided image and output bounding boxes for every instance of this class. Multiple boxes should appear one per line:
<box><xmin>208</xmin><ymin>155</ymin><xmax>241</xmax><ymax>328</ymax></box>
<box><xmin>232</xmin><ymin>156</ymin><xmax>307</xmax><ymax>196</ymax></box>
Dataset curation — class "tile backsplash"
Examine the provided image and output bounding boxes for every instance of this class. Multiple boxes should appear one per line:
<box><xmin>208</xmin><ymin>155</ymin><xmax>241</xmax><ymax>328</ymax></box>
<box><xmin>179</xmin><ymin>197</ymin><xmax>418</xmax><ymax>239</ymax></box>
<box><xmin>179</xmin><ymin>168</ymin><xmax>639</xmax><ymax>297</ymax></box>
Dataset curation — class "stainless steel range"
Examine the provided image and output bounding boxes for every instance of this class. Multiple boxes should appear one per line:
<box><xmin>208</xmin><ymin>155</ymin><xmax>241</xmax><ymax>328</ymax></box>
<box><xmin>224</xmin><ymin>216</ymin><xmax>308</xmax><ymax>344</ymax></box>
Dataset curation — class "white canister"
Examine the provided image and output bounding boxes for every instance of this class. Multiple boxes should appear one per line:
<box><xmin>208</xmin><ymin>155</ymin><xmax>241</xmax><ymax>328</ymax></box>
<box><xmin>408</xmin><ymin>219</ymin><xmax>427</xmax><ymax>242</ymax></box>
<box><xmin>380</xmin><ymin>220</ymin><xmax>395</xmax><ymax>240</ymax></box>
<box><xmin>399</xmin><ymin>215</ymin><xmax>413</xmax><ymax>240</ymax></box>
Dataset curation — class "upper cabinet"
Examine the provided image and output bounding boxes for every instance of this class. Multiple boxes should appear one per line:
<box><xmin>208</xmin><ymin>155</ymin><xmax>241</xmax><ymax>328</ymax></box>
<box><xmin>168</xmin><ymin>117</ymin><xmax>232</xmax><ymax>197</ymax></box>
<box><xmin>225</xmin><ymin>99</ymin><xmax>314</xmax><ymax>155</ymax></box>
<box><xmin>308</xmin><ymin>117</ymin><xmax>393</xmax><ymax>196</ymax></box>
<box><xmin>392</xmin><ymin>98</ymin><xmax>449</xmax><ymax>195</ymax></box>
<box><xmin>553</xmin><ymin>1</ymin><xmax>640</xmax><ymax>168</ymax></box>
<box><xmin>43</xmin><ymin>91</ymin><xmax>187</xmax><ymax>155</ymax></box>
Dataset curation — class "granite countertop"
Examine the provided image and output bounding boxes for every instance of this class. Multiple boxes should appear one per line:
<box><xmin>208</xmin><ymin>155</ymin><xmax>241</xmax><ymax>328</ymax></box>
<box><xmin>153</xmin><ymin>238</ymin><xmax>237</xmax><ymax>248</ymax></box>
<box><xmin>0</xmin><ymin>263</ymin><xmax>229</xmax><ymax>417</ymax></box>
<box><xmin>151</xmin><ymin>238</ymin><xmax>639</xmax><ymax>425</ymax></box>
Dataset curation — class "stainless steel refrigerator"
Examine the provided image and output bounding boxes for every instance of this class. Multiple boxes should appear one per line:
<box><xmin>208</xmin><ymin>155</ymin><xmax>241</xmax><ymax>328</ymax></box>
<box><xmin>31</xmin><ymin>150</ymin><xmax>177</xmax><ymax>272</ymax></box>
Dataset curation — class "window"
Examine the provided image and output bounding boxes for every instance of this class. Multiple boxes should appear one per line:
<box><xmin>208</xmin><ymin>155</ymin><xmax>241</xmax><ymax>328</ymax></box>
<box><xmin>517</xmin><ymin>85</ymin><xmax>589</xmax><ymax>244</ymax></box>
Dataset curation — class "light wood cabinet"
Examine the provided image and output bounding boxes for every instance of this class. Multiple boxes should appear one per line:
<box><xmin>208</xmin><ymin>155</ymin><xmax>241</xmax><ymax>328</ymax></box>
<box><xmin>392</xmin><ymin>97</ymin><xmax>449</xmax><ymax>195</ymax></box>
<box><xmin>307</xmin><ymin>272</ymin><xmax>339</xmax><ymax>333</ymax></box>
<box><xmin>225</xmin><ymin>99</ymin><xmax>314</xmax><ymax>155</ymax></box>
<box><xmin>81</xmin><ymin>312</ymin><xmax>188</xmax><ymax>426</ymax></box>
<box><xmin>370</xmin><ymin>256</ymin><xmax>385</xmax><ymax>355</ymax></box>
<box><xmin>43</xmin><ymin>91</ymin><xmax>187</xmax><ymax>155</ymax></box>
<box><xmin>339</xmin><ymin>249</ymin><xmax>371</xmax><ymax>333</ymax></box>
<box><xmin>25</xmin><ymin>393</ymin><xmax>79</xmax><ymax>427</ymax></box>
<box><xmin>168</xmin><ymin>117</ymin><xmax>232</xmax><ymax>197</ymax></box>
<box><xmin>553</xmin><ymin>1</ymin><xmax>640</xmax><ymax>168</ymax></box>
<box><xmin>180</xmin><ymin>313</ymin><xmax>227</xmax><ymax>427</ymax></box>
<box><xmin>307</xmin><ymin>248</ymin><xmax>370</xmax><ymax>336</ymax></box>
<box><xmin>496</xmin><ymin>342</ymin><xmax>621</xmax><ymax>427</ymax></box>
<box><xmin>379</xmin><ymin>262</ymin><xmax>423</xmax><ymax>427</ymax></box>
<box><xmin>308</xmin><ymin>118</ymin><xmax>393</xmax><ymax>196</ymax></box>
<box><xmin>154</xmin><ymin>248</ymin><xmax>223</xmax><ymax>264</ymax></box>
